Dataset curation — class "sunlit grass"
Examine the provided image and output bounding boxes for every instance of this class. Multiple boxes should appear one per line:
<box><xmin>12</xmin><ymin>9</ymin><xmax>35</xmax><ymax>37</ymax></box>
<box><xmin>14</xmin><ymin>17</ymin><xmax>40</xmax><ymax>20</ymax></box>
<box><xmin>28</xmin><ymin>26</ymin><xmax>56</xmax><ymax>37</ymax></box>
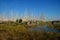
<box><xmin>0</xmin><ymin>22</ymin><xmax>60</xmax><ymax>40</ymax></box>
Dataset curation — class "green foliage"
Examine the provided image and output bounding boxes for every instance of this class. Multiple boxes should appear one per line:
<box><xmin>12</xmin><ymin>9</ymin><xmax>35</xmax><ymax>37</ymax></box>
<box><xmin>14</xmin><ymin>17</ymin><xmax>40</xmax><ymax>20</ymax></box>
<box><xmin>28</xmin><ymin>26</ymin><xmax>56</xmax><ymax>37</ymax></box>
<box><xmin>16</xmin><ymin>19</ymin><xmax>19</xmax><ymax>23</ymax></box>
<box><xmin>19</xmin><ymin>19</ymin><xmax>22</xmax><ymax>23</ymax></box>
<box><xmin>16</xmin><ymin>19</ymin><xmax>22</xmax><ymax>24</ymax></box>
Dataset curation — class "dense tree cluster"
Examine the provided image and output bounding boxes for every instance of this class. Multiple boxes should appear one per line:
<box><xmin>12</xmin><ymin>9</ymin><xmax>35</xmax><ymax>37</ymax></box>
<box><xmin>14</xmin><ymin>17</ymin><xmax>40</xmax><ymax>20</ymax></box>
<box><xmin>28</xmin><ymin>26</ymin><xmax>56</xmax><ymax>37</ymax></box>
<box><xmin>16</xmin><ymin>19</ymin><xmax>22</xmax><ymax>23</ymax></box>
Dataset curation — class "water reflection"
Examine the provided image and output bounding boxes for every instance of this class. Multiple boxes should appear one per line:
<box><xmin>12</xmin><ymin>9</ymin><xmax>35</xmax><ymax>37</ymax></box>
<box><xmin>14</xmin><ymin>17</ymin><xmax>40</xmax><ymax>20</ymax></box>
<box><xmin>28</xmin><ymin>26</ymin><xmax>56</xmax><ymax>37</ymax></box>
<box><xmin>28</xmin><ymin>25</ymin><xmax>60</xmax><ymax>33</ymax></box>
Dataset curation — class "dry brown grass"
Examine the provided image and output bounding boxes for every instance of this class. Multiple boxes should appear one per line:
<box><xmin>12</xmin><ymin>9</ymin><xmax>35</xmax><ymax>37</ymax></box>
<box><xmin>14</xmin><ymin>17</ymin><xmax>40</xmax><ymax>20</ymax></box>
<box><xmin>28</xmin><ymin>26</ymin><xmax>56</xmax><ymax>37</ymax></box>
<box><xmin>0</xmin><ymin>23</ymin><xmax>60</xmax><ymax>40</ymax></box>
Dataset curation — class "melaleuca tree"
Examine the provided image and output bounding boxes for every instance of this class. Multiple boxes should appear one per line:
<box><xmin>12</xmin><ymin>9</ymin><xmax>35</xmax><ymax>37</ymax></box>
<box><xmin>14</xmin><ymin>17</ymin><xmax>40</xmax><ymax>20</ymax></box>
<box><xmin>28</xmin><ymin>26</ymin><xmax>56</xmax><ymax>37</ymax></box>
<box><xmin>19</xmin><ymin>19</ymin><xmax>22</xmax><ymax>23</ymax></box>
<box><xmin>16</xmin><ymin>19</ymin><xmax>19</xmax><ymax>23</ymax></box>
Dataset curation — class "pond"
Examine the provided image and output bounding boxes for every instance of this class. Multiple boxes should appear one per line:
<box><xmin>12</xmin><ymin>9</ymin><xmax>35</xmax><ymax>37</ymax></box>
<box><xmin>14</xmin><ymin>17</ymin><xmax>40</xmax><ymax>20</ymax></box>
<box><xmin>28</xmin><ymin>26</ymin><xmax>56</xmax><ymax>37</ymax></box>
<box><xmin>28</xmin><ymin>25</ymin><xmax>60</xmax><ymax>33</ymax></box>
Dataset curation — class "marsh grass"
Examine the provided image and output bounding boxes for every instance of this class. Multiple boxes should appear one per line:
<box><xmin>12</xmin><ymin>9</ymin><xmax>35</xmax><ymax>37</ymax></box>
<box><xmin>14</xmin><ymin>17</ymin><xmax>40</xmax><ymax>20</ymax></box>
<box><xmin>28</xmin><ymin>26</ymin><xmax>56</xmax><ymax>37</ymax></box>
<box><xmin>0</xmin><ymin>23</ymin><xmax>60</xmax><ymax>40</ymax></box>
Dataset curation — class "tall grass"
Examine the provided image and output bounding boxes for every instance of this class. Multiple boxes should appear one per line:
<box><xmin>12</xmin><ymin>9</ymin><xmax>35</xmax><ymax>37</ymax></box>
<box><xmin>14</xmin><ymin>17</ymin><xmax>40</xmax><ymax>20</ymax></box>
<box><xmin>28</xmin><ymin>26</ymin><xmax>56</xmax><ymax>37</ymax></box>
<box><xmin>0</xmin><ymin>23</ymin><xmax>60</xmax><ymax>40</ymax></box>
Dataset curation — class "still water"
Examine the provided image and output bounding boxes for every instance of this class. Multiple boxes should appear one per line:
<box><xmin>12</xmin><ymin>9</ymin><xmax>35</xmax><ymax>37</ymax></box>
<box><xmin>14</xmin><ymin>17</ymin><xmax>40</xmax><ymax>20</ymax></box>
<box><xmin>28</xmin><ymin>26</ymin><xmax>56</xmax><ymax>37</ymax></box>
<box><xmin>28</xmin><ymin>25</ymin><xmax>60</xmax><ymax>33</ymax></box>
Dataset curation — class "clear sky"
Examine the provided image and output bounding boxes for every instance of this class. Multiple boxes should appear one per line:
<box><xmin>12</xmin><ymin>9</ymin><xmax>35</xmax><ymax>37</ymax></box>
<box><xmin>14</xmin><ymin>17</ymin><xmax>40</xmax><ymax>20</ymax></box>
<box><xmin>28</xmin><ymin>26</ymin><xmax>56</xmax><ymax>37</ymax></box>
<box><xmin>0</xmin><ymin>0</ymin><xmax>60</xmax><ymax>21</ymax></box>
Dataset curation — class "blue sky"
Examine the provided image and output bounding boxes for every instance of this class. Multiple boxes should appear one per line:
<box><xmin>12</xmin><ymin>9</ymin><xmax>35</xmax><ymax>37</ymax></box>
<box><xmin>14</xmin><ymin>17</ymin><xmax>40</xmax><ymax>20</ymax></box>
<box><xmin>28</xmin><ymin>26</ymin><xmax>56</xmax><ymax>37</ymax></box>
<box><xmin>0</xmin><ymin>0</ymin><xmax>60</xmax><ymax>21</ymax></box>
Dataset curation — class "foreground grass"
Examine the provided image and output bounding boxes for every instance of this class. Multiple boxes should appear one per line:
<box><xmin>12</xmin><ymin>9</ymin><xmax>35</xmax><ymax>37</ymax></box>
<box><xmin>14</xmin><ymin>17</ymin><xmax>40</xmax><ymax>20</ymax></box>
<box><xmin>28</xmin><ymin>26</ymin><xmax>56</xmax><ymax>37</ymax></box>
<box><xmin>0</xmin><ymin>23</ymin><xmax>60</xmax><ymax>40</ymax></box>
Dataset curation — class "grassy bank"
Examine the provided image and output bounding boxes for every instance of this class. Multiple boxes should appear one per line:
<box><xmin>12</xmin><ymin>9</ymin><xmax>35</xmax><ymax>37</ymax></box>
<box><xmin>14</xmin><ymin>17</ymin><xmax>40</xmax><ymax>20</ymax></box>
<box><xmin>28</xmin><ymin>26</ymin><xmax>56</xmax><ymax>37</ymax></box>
<box><xmin>0</xmin><ymin>23</ymin><xmax>60</xmax><ymax>40</ymax></box>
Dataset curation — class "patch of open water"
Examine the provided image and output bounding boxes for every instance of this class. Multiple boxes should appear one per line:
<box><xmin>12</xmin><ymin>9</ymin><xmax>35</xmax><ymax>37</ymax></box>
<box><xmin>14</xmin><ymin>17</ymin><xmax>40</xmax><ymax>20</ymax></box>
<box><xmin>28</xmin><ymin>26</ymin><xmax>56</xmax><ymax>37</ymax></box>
<box><xmin>28</xmin><ymin>25</ymin><xmax>60</xmax><ymax>33</ymax></box>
